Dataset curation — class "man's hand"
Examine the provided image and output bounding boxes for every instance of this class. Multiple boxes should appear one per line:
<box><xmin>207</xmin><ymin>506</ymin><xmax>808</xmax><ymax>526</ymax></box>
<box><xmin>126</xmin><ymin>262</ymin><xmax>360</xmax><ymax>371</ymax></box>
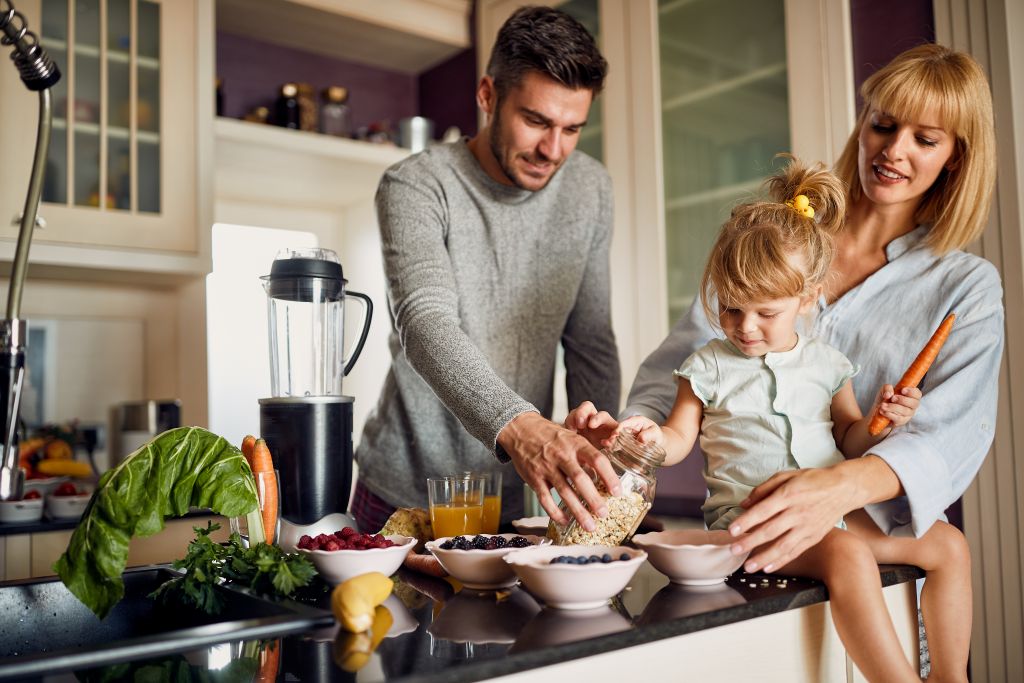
<box><xmin>563</xmin><ymin>401</ymin><xmax>619</xmax><ymax>448</ymax></box>
<box><xmin>499</xmin><ymin>411</ymin><xmax>621</xmax><ymax>531</ymax></box>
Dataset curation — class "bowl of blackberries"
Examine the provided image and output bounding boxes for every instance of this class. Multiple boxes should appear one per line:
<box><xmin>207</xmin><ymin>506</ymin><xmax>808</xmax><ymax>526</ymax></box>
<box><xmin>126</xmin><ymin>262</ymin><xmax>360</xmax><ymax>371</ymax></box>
<box><xmin>295</xmin><ymin>527</ymin><xmax>417</xmax><ymax>584</ymax></box>
<box><xmin>502</xmin><ymin>544</ymin><xmax>648</xmax><ymax>610</ymax></box>
<box><xmin>425</xmin><ymin>533</ymin><xmax>550</xmax><ymax>590</ymax></box>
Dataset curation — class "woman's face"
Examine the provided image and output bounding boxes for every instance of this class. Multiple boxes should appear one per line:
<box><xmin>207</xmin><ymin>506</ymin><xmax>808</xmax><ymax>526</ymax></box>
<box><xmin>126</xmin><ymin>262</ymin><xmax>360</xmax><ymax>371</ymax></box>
<box><xmin>856</xmin><ymin>106</ymin><xmax>957</xmax><ymax>212</ymax></box>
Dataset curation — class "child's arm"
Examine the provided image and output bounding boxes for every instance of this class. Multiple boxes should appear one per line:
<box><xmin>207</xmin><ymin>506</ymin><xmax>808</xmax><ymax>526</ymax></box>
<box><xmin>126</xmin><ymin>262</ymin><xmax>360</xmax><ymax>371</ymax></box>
<box><xmin>620</xmin><ymin>379</ymin><xmax>703</xmax><ymax>466</ymax></box>
<box><xmin>832</xmin><ymin>382</ymin><xmax>922</xmax><ymax>458</ymax></box>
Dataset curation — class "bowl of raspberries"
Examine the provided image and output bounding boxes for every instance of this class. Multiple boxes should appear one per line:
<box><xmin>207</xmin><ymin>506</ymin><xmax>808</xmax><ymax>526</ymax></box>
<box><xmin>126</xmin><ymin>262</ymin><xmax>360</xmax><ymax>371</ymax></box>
<box><xmin>295</xmin><ymin>527</ymin><xmax>416</xmax><ymax>584</ymax></box>
<box><xmin>425</xmin><ymin>533</ymin><xmax>550</xmax><ymax>590</ymax></box>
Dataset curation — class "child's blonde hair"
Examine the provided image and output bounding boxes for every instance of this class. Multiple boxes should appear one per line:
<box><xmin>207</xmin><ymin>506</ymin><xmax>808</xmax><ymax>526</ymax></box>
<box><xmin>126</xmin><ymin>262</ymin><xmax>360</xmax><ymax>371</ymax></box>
<box><xmin>700</xmin><ymin>155</ymin><xmax>846</xmax><ymax>323</ymax></box>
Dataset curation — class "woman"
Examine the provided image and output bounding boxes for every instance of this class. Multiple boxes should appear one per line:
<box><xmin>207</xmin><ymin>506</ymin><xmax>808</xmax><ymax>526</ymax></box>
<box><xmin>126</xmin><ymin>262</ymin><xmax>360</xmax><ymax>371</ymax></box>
<box><xmin>569</xmin><ymin>43</ymin><xmax>1002</xmax><ymax>681</ymax></box>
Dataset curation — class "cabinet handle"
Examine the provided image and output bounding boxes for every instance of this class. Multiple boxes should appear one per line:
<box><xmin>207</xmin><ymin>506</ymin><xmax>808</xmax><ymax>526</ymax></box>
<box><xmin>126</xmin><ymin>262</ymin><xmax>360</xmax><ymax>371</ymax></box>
<box><xmin>10</xmin><ymin>213</ymin><xmax>45</xmax><ymax>229</ymax></box>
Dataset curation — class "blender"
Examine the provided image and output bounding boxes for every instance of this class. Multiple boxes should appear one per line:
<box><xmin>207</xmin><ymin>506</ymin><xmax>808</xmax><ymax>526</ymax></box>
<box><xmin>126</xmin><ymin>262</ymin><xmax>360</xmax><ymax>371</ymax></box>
<box><xmin>259</xmin><ymin>248</ymin><xmax>372</xmax><ymax>545</ymax></box>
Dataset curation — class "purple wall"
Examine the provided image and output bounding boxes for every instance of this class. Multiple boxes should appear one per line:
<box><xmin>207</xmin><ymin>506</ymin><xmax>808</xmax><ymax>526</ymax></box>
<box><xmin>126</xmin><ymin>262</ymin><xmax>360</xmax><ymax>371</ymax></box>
<box><xmin>419</xmin><ymin>47</ymin><xmax>479</xmax><ymax>139</ymax></box>
<box><xmin>216</xmin><ymin>31</ymin><xmax>419</xmax><ymax>133</ymax></box>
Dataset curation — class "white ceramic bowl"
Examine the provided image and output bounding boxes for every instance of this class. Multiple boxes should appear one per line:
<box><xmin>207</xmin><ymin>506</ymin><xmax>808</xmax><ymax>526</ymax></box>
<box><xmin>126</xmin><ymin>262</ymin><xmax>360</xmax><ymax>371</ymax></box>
<box><xmin>296</xmin><ymin>534</ymin><xmax>416</xmax><ymax>584</ymax></box>
<box><xmin>502</xmin><ymin>545</ymin><xmax>647</xmax><ymax>610</ymax></box>
<box><xmin>24</xmin><ymin>476</ymin><xmax>70</xmax><ymax>497</ymax></box>
<box><xmin>631</xmin><ymin>529</ymin><xmax>749</xmax><ymax>585</ymax></box>
<box><xmin>45</xmin><ymin>489</ymin><xmax>93</xmax><ymax>520</ymax></box>
<box><xmin>277</xmin><ymin>512</ymin><xmax>360</xmax><ymax>553</ymax></box>
<box><xmin>428</xmin><ymin>586</ymin><xmax>541</xmax><ymax>644</ymax></box>
<box><xmin>0</xmin><ymin>497</ymin><xmax>44</xmax><ymax>523</ymax></box>
<box><xmin>425</xmin><ymin>534</ymin><xmax>550</xmax><ymax>590</ymax></box>
<box><xmin>510</xmin><ymin>516</ymin><xmax>551</xmax><ymax>537</ymax></box>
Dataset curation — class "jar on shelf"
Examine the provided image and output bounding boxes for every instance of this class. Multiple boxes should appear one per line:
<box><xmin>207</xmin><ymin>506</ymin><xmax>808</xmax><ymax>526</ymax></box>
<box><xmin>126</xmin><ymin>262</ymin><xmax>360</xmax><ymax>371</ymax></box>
<box><xmin>547</xmin><ymin>431</ymin><xmax>666</xmax><ymax>546</ymax></box>
<box><xmin>275</xmin><ymin>83</ymin><xmax>300</xmax><ymax>129</ymax></box>
<box><xmin>295</xmin><ymin>82</ymin><xmax>318</xmax><ymax>132</ymax></box>
<box><xmin>320</xmin><ymin>86</ymin><xmax>351</xmax><ymax>137</ymax></box>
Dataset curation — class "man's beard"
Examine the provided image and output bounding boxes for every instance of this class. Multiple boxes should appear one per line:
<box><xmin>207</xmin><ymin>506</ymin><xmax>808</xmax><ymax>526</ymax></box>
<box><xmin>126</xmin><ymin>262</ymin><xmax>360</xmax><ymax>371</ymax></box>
<box><xmin>488</xmin><ymin>104</ymin><xmax>556</xmax><ymax>192</ymax></box>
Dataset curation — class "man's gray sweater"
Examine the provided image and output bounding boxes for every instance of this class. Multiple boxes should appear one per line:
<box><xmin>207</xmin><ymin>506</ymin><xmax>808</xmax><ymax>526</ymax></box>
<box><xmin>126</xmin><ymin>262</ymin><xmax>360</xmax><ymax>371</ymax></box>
<box><xmin>355</xmin><ymin>140</ymin><xmax>621</xmax><ymax>521</ymax></box>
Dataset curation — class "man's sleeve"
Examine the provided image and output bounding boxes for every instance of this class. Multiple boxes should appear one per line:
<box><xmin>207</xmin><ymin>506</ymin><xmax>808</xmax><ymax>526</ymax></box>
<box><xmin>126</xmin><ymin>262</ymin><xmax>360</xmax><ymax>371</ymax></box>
<box><xmin>562</xmin><ymin>172</ymin><xmax>621</xmax><ymax>415</ymax></box>
<box><xmin>622</xmin><ymin>299</ymin><xmax>719</xmax><ymax>422</ymax></box>
<box><xmin>376</xmin><ymin>168</ymin><xmax>536</xmax><ymax>456</ymax></box>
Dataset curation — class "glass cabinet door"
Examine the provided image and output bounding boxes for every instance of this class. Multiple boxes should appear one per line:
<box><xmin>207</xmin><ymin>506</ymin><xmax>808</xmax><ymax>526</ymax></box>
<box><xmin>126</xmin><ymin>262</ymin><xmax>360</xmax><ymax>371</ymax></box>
<box><xmin>39</xmin><ymin>0</ymin><xmax>161</xmax><ymax>215</ymax></box>
<box><xmin>658</xmin><ymin>0</ymin><xmax>790</xmax><ymax>322</ymax></box>
<box><xmin>558</xmin><ymin>0</ymin><xmax>603</xmax><ymax>163</ymax></box>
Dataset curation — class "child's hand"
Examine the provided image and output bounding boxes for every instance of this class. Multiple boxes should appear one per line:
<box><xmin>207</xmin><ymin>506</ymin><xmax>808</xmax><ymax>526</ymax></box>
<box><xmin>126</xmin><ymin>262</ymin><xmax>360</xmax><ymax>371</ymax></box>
<box><xmin>873</xmin><ymin>384</ymin><xmax>922</xmax><ymax>429</ymax></box>
<box><xmin>564</xmin><ymin>400</ymin><xmax>619</xmax><ymax>448</ymax></box>
<box><xmin>618</xmin><ymin>415</ymin><xmax>664</xmax><ymax>446</ymax></box>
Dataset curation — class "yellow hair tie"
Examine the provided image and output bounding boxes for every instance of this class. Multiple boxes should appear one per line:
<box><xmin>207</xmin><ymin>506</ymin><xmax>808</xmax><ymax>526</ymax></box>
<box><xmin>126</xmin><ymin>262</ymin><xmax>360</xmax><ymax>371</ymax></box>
<box><xmin>785</xmin><ymin>194</ymin><xmax>815</xmax><ymax>219</ymax></box>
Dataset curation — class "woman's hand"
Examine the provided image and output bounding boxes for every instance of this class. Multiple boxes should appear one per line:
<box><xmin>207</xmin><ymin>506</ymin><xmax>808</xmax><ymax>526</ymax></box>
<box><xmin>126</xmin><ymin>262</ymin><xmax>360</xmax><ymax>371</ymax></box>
<box><xmin>726</xmin><ymin>463</ymin><xmax>868</xmax><ymax>573</ymax></box>
<box><xmin>564</xmin><ymin>401</ymin><xmax>620</xmax><ymax>448</ymax></box>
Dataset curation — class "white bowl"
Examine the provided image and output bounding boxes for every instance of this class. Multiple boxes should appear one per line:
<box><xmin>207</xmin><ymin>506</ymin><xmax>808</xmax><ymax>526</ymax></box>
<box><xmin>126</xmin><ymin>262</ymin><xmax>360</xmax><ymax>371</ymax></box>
<box><xmin>0</xmin><ymin>497</ymin><xmax>44</xmax><ymax>523</ymax></box>
<box><xmin>45</xmin><ymin>490</ymin><xmax>92</xmax><ymax>520</ymax></box>
<box><xmin>428</xmin><ymin>586</ymin><xmax>541</xmax><ymax>644</ymax></box>
<box><xmin>425</xmin><ymin>534</ymin><xmax>550</xmax><ymax>590</ymax></box>
<box><xmin>296</xmin><ymin>534</ymin><xmax>416</xmax><ymax>584</ymax></box>
<box><xmin>502</xmin><ymin>545</ymin><xmax>647</xmax><ymax>610</ymax></box>
<box><xmin>277</xmin><ymin>512</ymin><xmax>359</xmax><ymax>553</ymax></box>
<box><xmin>511</xmin><ymin>516</ymin><xmax>551</xmax><ymax>537</ymax></box>
<box><xmin>631</xmin><ymin>529</ymin><xmax>750</xmax><ymax>585</ymax></box>
<box><xmin>24</xmin><ymin>476</ymin><xmax>70</xmax><ymax>497</ymax></box>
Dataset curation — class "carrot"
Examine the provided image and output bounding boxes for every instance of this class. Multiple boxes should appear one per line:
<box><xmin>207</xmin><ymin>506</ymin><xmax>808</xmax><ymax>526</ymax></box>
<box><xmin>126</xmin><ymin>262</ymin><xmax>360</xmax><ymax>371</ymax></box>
<box><xmin>255</xmin><ymin>638</ymin><xmax>280</xmax><ymax>683</ymax></box>
<box><xmin>251</xmin><ymin>438</ymin><xmax>279</xmax><ymax>545</ymax></box>
<box><xmin>868</xmin><ymin>313</ymin><xmax>956</xmax><ymax>436</ymax></box>
<box><xmin>241</xmin><ymin>435</ymin><xmax>256</xmax><ymax>471</ymax></box>
<box><xmin>402</xmin><ymin>552</ymin><xmax>448</xmax><ymax>578</ymax></box>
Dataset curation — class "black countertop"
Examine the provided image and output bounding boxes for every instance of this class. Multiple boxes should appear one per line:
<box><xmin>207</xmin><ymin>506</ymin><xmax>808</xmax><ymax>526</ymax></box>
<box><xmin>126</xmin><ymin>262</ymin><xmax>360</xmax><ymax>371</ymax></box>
<box><xmin>29</xmin><ymin>562</ymin><xmax>923</xmax><ymax>682</ymax></box>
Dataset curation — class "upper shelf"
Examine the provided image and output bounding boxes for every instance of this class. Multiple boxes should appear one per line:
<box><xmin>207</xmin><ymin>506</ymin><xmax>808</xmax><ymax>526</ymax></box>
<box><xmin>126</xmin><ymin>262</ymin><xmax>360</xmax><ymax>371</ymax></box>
<box><xmin>214</xmin><ymin>117</ymin><xmax>410</xmax><ymax>209</ymax></box>
<box><xmin>215</xmin><ymin>0</ymin><xmax>472</xmax><ymax>74</ymax></box>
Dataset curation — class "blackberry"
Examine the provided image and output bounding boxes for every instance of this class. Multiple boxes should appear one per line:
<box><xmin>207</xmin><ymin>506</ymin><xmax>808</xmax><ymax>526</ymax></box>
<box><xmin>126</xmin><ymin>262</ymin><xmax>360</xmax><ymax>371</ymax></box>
<box><xmin>493</xmin><ymin>536</ymin><xmax>507</xmax><ymax>548</ymax></box>
<box><xmin>440</xmin><ymin>541</ymin><xmax>454</xmax><ymax>550</ymax></box>
<box><xmin>472</xmin><ymin>535</ymin><xmax>490</xmax><ymax>550</ymax></box>
<box><xmin>509</xmin><ymin>536</ymin><xmax>532</xmax><ymax>548</ymax></box>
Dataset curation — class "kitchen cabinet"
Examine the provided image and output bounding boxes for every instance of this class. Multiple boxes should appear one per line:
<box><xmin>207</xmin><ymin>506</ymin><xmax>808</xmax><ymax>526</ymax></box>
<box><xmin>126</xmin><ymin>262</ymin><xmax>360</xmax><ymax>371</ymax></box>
<box><xmin>0</xmin><ymin>515</ymin><xmax>229</xmax><ymax>581</ymax></box>
<box><xmin>0</xmin><ymin>0</ymin><xmax>206</xmax><ymax>268</ymax></box>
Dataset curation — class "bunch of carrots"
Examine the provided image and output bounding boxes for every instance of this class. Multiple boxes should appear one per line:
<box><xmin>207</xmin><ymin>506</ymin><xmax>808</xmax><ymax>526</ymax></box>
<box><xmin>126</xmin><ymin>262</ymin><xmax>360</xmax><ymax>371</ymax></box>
<box><xmin>241</xmin><ymin>435</ymin><xmax>279</xmax><ymax>545</ymax></box>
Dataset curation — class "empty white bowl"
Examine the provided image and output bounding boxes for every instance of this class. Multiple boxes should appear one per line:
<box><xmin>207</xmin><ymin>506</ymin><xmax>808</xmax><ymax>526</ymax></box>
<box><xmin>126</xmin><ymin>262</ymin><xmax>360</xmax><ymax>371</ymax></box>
<box><xmin>502</xmin><ymin>545</ymin><xmax>647</xmax><ymax>610</ymax></box>
<box><xmin>511</xmin><ymin>516</ymin><xmax>551</xmax><ymax>537</ymax></box>
<box><xmin>45</xmin><ymin>489</ymin><xmax>92</xmax><ymax>520</ymax></box>
<box><xmin>296</xmin><ymin>534</ymin><xmax>416</xmax><ymax>584</ymax></box>
<box><xmin>0</xmin><ymin>497</ymin><xmax>44</xmax><ymax>523</ymax></box>
<box><xmin>631</xmin><ymin>529</ymin><xmax>749</xmax><ymax>585</ymax></box>
<box><xmin>425</xmin><ymin>534</ymin><xmax>550</xmax><ymax>590</ymax></box>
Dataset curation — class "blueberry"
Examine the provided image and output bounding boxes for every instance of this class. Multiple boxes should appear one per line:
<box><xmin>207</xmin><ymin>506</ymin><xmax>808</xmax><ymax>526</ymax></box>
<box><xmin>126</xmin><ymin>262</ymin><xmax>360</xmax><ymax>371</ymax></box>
<box><xmin>619</xmin><ymin>553</ymin><xmax>630</xmax><ymax>562</ymax></box>
<box><xmin>589</xmin><ymin>555</ymin><xmax>601</xmax><ymax>563</ymax></box>
<box><xmin>602</xmin><ymin>554</ymin><xmax>612</xmax><ymax>563</ymax></box>
<box><xmin>575</xmin><ymin>556</ymin><xmax>588</xmax><ymax>564</ymax></box>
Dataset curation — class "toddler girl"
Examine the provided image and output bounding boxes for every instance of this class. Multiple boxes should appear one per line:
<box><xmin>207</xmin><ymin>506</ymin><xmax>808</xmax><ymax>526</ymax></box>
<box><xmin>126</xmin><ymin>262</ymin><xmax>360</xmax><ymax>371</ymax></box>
<box><xmin>581</xmin><ymin>157</ymin><xmax>968</xmax><ymax>682</ymax></box>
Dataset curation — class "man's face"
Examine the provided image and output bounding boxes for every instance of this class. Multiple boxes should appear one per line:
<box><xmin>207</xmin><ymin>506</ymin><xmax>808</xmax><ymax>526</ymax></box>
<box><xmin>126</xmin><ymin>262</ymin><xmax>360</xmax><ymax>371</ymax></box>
<box><xmin>482</xmin><ymin>71</ymin><xmax>593</xmax><ymax>191</ymax></box>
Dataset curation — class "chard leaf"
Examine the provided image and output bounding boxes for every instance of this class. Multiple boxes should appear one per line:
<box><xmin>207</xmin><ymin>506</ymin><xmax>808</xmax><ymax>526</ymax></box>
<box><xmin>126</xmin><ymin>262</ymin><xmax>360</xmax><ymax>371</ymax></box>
<box><xmin>54</xmin><ymin>427</ymin><xmax>259</xmax><ymax>619</ymax></box>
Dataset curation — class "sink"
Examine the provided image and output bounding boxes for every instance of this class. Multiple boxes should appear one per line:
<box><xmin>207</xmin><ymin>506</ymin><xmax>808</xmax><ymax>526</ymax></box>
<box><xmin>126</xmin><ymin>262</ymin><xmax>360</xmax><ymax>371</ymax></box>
<box><xmin>0</xmin><ymin>566</ymin><xmax>334</xmax><ymax>679</ymax></box>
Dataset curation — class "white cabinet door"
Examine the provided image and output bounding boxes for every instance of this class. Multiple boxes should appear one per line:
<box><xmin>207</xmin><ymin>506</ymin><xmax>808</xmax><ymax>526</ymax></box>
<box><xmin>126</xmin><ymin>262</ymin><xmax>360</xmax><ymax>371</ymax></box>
<box><xmin>0</xmin><ymin>0</ymin><xmax>198</xmax><ymax>255</ymax></box>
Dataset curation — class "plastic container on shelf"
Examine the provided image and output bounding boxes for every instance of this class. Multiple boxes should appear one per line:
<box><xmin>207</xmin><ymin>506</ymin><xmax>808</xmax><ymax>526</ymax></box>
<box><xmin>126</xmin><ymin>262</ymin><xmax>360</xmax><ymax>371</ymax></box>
<box><xmin>547</xmin><ymin>431</ymin><xmax>666</xmax><ymax>546</ymax></box>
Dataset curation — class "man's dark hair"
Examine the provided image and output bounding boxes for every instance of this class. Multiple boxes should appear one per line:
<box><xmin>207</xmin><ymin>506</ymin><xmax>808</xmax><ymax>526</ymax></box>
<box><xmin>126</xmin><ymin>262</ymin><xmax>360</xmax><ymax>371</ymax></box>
<box><xmin>486</xmin><ymin>6</ymin><xmax>608</xmax><ymax>101</ymax></box>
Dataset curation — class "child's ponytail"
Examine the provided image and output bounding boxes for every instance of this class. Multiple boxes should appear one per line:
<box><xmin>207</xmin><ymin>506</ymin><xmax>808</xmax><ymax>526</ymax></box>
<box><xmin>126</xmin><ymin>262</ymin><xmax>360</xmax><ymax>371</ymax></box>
<box><xmin>763</xmin><ymin>153</ymin><xmax>846</xmax><ymax>235</ymax></box>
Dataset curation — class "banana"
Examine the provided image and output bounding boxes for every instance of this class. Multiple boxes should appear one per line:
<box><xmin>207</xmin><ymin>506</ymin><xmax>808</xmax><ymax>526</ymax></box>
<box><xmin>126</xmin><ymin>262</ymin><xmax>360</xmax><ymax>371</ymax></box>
<box><xmin>332</xmin><ymin>572</ymin><xmax>394</xmax><ymax>633</ymax></box>
<box><xmin>332</xmin><ymin>604</ymin><xmax>392</xmax><ymax>672</ymax></box>
<box><xmin>36</xmin><ymin>459</ymin><xmax>92</xmax><ymax>478</ymax></box>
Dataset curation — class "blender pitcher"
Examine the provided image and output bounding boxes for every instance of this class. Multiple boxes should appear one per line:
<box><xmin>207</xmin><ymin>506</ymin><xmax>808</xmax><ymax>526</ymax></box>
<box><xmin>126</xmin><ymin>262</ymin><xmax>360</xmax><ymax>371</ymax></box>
<box><xmin>262</xmin><ymin>247</ymin><xmax>372</xmax><ymax>397</ymax></box>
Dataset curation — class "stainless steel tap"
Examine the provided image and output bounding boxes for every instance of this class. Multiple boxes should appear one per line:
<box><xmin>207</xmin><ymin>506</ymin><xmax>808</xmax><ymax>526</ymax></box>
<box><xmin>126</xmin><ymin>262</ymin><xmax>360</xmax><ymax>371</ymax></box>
<box><xmin>0</xmin><ymin>0</ymin><xmax>60</xmax><ymax>500</ymax></box>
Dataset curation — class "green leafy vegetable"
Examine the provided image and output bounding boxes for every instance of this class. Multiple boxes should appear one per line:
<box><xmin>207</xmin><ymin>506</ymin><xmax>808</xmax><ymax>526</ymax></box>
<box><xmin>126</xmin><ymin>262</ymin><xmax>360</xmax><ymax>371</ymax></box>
<box><xmin>150</xmin><ymin>522</ymin><xmax>317</xmax><ymax>614</ymax></box>
<box><xmin>55</xmin><ymin>427</ymin><xmax>259</xmax><ymax>619</ymax></box>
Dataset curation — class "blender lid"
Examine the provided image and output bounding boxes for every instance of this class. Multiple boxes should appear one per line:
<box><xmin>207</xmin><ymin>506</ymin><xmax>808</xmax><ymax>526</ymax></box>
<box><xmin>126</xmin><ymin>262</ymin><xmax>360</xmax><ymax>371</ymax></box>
<box><xmin>266</xmin><ymin>247</ymin><xmax>345</xmax><ymax>282</ymax></box>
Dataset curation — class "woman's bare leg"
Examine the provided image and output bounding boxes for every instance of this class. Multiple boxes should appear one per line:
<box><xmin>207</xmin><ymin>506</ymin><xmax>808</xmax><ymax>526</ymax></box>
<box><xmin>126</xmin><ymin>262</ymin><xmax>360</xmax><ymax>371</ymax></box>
<box><xmin>779</xmin><ymin>528</ymin><xmax>920</xmax><ymax>682</ymax></box>
<box><xmin>846</xmin><ymin>510</ymin><xmax>971</xmax><ymax>683</ymax></box>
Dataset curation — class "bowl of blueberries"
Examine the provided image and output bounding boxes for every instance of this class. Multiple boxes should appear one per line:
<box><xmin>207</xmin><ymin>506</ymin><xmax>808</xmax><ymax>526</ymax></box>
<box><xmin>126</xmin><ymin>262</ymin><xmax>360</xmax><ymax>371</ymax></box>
<box><xmin>425</xmin><ymin>533</ymin><xmax>550</xmax><ymax>590</ymax></box>
<box><xmin>502</xmin><ymin>544</ymin><xmax>648</xmax><ymax>610</ymax></box>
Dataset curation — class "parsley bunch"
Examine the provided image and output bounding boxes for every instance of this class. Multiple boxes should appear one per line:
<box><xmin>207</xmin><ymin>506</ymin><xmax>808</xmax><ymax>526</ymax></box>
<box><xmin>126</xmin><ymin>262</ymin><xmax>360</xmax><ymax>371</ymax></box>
<box><xmin>150</xmin><ymin>522</ymin><xmax>318</xmax><ymax>614</ymax></box>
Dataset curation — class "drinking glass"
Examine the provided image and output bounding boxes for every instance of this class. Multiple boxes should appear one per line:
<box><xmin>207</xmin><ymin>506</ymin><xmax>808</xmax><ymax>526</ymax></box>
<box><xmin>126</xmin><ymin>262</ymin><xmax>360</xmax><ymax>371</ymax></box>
<box><xmin>464</xmin><ymin>471</ymin><xmax>502</xmax><ymax>534</ymax></box>
<box><xmin>230</xmin><ymin>470</ymin><xmax>280</xmax><ymax>546</ymax></box>
<box><xmin>428</xmin><ymin>475</ymin><xmax>485</xmax><ymax>539</ymax></box>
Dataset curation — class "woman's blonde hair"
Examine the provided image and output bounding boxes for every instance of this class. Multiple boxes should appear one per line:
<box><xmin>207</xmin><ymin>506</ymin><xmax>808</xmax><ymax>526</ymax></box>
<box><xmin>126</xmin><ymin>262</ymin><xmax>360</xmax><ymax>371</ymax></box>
<box><xmin>700</xmin><ymin>155</ymin><xmax>845</xmax><ymax>323</ymax></box>
<box><xmin>834</xmin><ymin>43</ymin><xmax>996</xmax><ymax>254</ymax></box>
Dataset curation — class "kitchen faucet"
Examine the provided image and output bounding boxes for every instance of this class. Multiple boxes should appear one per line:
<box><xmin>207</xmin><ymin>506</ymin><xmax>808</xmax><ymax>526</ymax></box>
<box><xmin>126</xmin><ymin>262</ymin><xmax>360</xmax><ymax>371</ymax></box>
<box><xmin>0</xmin><ymin>0</ymin><xmax>60</xmax><ymax>500</ymax></box>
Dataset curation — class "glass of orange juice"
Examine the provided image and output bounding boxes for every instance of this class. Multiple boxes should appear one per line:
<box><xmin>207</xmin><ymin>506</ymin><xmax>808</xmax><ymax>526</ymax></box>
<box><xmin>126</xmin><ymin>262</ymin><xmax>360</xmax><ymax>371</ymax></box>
<box><xmin>428</xmin><ymin>475</ymin><xmax>485</xmax><ymax>539</ymax></box>
<box><xmin>464</xmin><ymin>470</ymin><xmax>502</xmax><ymax>534</ymax></box>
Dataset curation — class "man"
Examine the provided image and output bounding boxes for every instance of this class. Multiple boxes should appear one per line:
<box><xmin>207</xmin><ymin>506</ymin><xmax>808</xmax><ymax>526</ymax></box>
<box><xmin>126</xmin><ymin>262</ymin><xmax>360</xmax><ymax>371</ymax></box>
<box><xmin>353</xmin><ymin>6</ymin><xmax>621</xmax><ymax>535</ymax></box>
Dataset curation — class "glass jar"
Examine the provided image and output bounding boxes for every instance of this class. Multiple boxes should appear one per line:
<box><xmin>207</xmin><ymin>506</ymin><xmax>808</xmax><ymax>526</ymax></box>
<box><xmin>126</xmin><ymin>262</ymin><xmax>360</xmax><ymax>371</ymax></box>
<box><xmin>548</xmin><ymin>431</ymin><xmax>666</xmax><ymax>546</ymax></box>
<box><xmin>320</xmin><ymin>86</ymin><xmax>351</xmax><ymax>137</ymax></box>
<box><xmin>275</xmin><ymin>83</ymin><xmax>300</xmax><ymax>129</ymax></box>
